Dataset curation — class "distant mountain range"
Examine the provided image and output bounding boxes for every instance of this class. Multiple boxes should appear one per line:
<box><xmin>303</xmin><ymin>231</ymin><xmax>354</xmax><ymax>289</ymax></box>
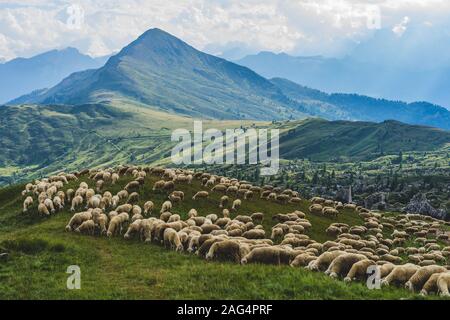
<box><xmin>236</xmin><ymin>50</ymin><xmax>450</xmax><ymax>111</ymax></box>
<box><xmin>8</xmin><ymin>28</ymin><xmax>450</xmax><ymax>129</ymax></box>
<box><xmin>0</xmin><ymin>47</ymin><xmax>108</xmax><ymax>104</ymax></box>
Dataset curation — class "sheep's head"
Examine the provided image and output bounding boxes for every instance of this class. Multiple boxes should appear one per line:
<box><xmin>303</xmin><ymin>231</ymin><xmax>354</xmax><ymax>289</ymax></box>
<box><xmin>404</xmin><ymin>281</ymin><xmax>413</xmax><ymax>291</ymax></box>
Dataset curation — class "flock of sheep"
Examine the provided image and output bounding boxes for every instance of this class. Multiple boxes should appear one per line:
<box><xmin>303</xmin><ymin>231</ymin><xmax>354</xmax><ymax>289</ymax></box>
<box><xmin>20</xmin><ymin>166</ymin><xmax>450</xmax><ymax>297</ymax></box>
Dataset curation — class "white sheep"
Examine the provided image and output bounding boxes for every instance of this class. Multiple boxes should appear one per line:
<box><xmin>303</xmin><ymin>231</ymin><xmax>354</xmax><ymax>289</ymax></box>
<box><xmin>44</xmin><ymin>198</ymin><xmax>55</xmax><ymax>214</ymax></box>
<box><xmin>22</xmin><ymin>196</ymin><xmax>33</xmax><ymax>213</ymax></box>
<box><xmin>144</xmin><ymin>201</ymin><xmax>154</xmax><ymax>215</ymax></box>
<box><xmin>160</xmin><ymin>201</ymin><xmax>172</xmax><ymax>213</ymax></box>
<box><xmin>75</xmin><ymin>220</ymin><xmax>95</xmax><ymax>235</ymax></box>
<box><xmin>231</xmin><ymin>199</ymin><xmax>241</xmax><ymax>212</ymax></box>
<box><xmin>71</xmin><ymin>195</ymin><xmax>84</xmax><ymax>212</ymax></box>
<box><xmin>163</xmin><ymin>228</ymin><xmax>183</xmax><ymax>252</ymax></box>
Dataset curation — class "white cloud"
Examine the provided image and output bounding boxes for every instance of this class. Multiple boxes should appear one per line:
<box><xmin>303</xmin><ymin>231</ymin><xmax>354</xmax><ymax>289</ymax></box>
<box><xmin>0</xmin><ymin>0</ymin><xmax>449</xmax><ymax>61</ymax></box>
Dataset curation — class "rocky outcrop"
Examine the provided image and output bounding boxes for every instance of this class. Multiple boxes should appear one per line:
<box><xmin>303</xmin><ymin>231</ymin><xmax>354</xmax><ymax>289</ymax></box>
<box><xmin>403</xmin><ymin>193</ymin><xmax>447</xmax><ymax>220</ymax></box>
<box><xmin>364</xmin><ymin>192</ymin><xmax>388</xmax><ymax>211</ymax></box>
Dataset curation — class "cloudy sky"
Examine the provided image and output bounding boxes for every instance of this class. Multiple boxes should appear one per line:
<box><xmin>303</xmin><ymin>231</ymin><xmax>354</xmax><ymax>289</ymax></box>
<box><xmin>1</xmin><ymin>0</ymin><xmax>450</xmax><ymax>61</ymax></box>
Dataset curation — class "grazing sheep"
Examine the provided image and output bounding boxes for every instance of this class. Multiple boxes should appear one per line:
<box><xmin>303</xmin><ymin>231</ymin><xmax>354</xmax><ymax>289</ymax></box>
<box><xmin>111</xmin><ymin>173</ymin><xmax>119</xmax><ymax>184</ymax></box>
<box><xmin>117</xmin><ymin>190</ymin><xmax>128</xmax><ymax>201</ymax></box>
<box><xmin>163</xmin><ymin>181</ymin><xmax>175</xmax><ymax>192</ymax></box>
<box><xmin>250</xmin><ymin>212</ymin><xmax>264</xmax><ymax>223</ymax></box>
<box><xmin>326</xmin><ymin>253</ymin><xmax>367</xmax><ymax>279</ymax></box>
<box><xmin>87</xmin><ymin>195</ymin><xmax>103</xmax><ymax>209</ymax></box>
<box><xmin>377</xmin><ymin>263</ymin><xmax>396</xmax><ymax>278</ymax></box>
<box><xmin>22</xmin><ymin>196</ymin><xmax>33</xmax><ymax>213</ymax></box>
<box><xmin>188</xmin><ymin>209</ymin><xmax>198</xmax><ymax>218</ymax></box>
<box><xmin>53</xmin><ymin>196</ymin><xmax>64</xmax><ymax>211</ymax></box>
<box><xmin>405</xmin><ymin>265</ymin><xmax>447</xmax><ymax>292</ymax></box>
<box><xmin>131</xmin><ymin>213</ymin><xmax>144</xmax><ymax>223</ymax></box>
<box><xmin>116</xmin><ymin>204</ymin><xmax>132</xmax><ymax>213</ymax></box>
<box><xmin>219</xmin><ymin>196</ymin><xmax>229</xmax><ymax>209</ymax></box>
<box><xmin>95</xmin><ymin>214</ymin><xmax>109</xmax><ymax>235</ymax></box>
<box><xmin>322</xmin><ymin>207</ymin><xmax>339</xmax><ymax>218</ymax></box>
<box><xmin>206</xmin><ymin>214</ymin><xmax>218</xmax><ymax>223</ymax></box>
<box><xmin>344</xmin><ymin>204</ymin><xmax>357</xmax><ymax>210</ymax></box>
<box><xmin>38</xmin><ymin>203</ymin><xmax>50</xmax><ymax>216</ymax></box>
<box><xmin>152</xmin><ymin>180</ymin><xmax>165</xmax><ymax>191</ymax></box>
<box><xmin>44</xmin><ymin>198</ymin><xmax>55</xmax><ymax>214</ymax></box>
<box><xmin>168</xmin><ymin>194</ymin><xmax>182</xmax><ymax>204</ymax></box>
<box><xmin>227</xmin><ymin>186</ymin><xmax>238</xmax><ymax>195</ymax></box>
<box><xmin>307</xmin><ymin>250</ymin><xmax>346</xmax><ymax>272</ymax></box>
<box><xmin>231</xmin><ymin>199</ymin><xmax>241</xmax><ymax>212</ymax></box>
<box><xmin>160</xmin><ymin>201</ymin><xmax>172</xmax><ymax>213</ymax></box>
<box><xmin>171</xmin><ymin>191</ymin><xmax>185</xmax><ymax>200</ymax></box>
<box><xmin>96</xmin><ymin>180</ymin><xmax>104</xmax><ymax>193</ymax></box>
<box><xmin>420</xmin><ymin>272</ymin><xmax>444</xmax><ymax>296</ymax></box>
<box><xmin>75</xmin><ymin>220</ymin><xmax>95</xmax><ymax>235</ymax></box>
<box><xmin>244</xmin><ymin>191</ymin><xmax>254</xmax><ymax>200</ymax></box>
<box><xmin>309</xmin><ymin>204</ymin><xmax>323</xmax><ymax>215</ymax></box>
<box><xmin>344</xmin><ymin>259</ymin><xmax>377</xmax><ymax>282</ymax></box>
<box><xmin>143</xmin><ymin>201</ymin><xmax>154</xmax><ymax>215</ymax></box>
<box><xmin>197</xmin><ymin>238</ymin><xmax>224</xmax><ymax>258</ymax></box>
<box><xmin>107</xmin><ymin>216</ymin><xmax>122</xmax><ymax>237</ymax></box>
<box><xmin>242</xmin><ymin>229</ymin><xmax>265</xmax><ymax>240</ymax></box>
<box><xmin>163</xmin><ymin>228</ymin><xmax>184</xmax><ymax>252</ymax></box>
<box><xmin>382</xmin><ymin>263</ymin><xmax>420</xmax><ymax>287</ymax></box>
<box><xmin>260</xmin><ymin>190</ymin><xmax>271</xmax><ymax>199</ymax></box>
<box><xmin>124</xmin><ymin>219</ymin><xmax>143</xmax><ymax>239</ymax></box>
<box><xmin>436</xmin><ymin>273</ymin><xmax>450</xmax><ymax>296</ymax></box>
<box><xmin>125</xmin><ymin>181</ymin><xmax>140</xmax><ymax>192</ymax></box>
<box><xmin>222</xmin><ymin>209</ymin><xmax>230</xmax><ymax>218</ymax></box>
<box><xmin>419</xmin><ymin>260</ymin><xmax>437</xmax><ymax>267</ymax></box>
<box><xmin>201</xmin><ymin>224</ymin><xmax>221</xmax><ymax>234</ymax></box>
<box><xmin>206</xmin><ymin>240</ymin><xmax>241</xmax><ymax>263</ymax></box>
<box><xmin>241</xmin><ymin>247</ymin><xmax>291</xmax><ymax>265</ymax></box>
<box><xmin>168</xmin><ymin>214</ymin><xmax>181</xmax><ymax>223</ymax></box>
<box><xmin>211</xmin><ymin>184</ymin><xmax>227</xmax><ymax>193</ymax></box>
<box><xmin>70</xmin><ymin>195</ymin><xmax>84</xmax><ymax>212</ymax></box>
<box><xmin>271</xmin><ymin>227</ymin><xmax>284</xmax><ymax>239</ymax></box>
<box><xmin>66</xmin><ymin>211</ymin><xmax>92</xmax><ymax>231</ymax></box>
<box><xmin>192</xmin><ymin>191</ymin><xmax>209</xmax><ymax>200</ymax></box>
<box><xmin>160</xmin><ymin>212</ymin><xmax>172</xmax><ymax>222</ymax></box>
<box><xmin>276</xmin><ymin>194</ymin><xmax>289</xmax><ymax>204</ymax></box>
<box><xmin>127</xmin><ymin>192</ymin><xmax>139</xmax><ymax>204</ymax></box>
<box><xmin>290</xmin><ymin>253</ymin><xmax>317</xmax><ymax>268</ymax></box>
<box><xmin>66</xmin><ymin>189</ymin><xmax>75</xmax><ymax>203</ymax></box>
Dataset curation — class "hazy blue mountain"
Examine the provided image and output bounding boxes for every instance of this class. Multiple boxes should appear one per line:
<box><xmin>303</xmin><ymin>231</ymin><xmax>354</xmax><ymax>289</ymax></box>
<box><xmin>0</xmin><ymin>47</ymin><xmax>108</xmax><ymax>104</ymax></box>
<box><xmin>236</xmin><ymin>27</ymin><xmax>450</xmax><ymax>109</ymax></box>
<box><xmin>10</xmin><ymin>28</ymin><xmax>450</xmax><ymax>128</ymax></box>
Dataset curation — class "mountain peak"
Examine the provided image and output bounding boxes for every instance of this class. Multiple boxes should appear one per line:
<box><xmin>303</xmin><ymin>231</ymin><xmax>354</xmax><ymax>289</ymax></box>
<box><xmin>114</xmin><ymin>28</ymin><xmax>197</xmax><ymax>64</ymax></box>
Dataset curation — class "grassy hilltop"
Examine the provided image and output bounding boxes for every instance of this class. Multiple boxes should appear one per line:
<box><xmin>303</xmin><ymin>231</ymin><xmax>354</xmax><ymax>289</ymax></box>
<box><xmin>0</xmin><ymin>172</ymin><xmax>448</xmax><ymax>300</ymax></box>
